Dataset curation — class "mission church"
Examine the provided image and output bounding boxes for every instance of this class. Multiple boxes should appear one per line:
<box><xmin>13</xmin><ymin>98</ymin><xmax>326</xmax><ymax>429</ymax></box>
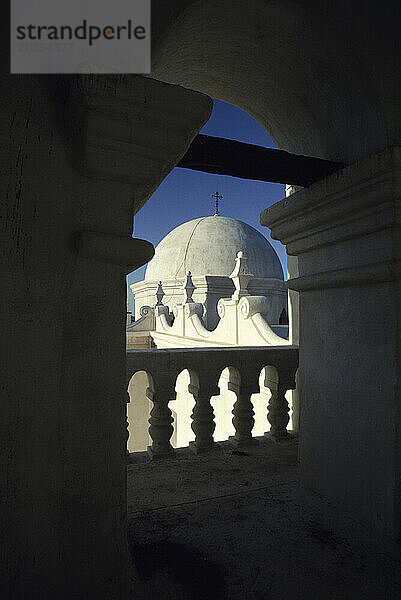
<box><xmin>126</xmin><ymin>193</ymin><xmax>293</xmax><ymax>451</ymax></box>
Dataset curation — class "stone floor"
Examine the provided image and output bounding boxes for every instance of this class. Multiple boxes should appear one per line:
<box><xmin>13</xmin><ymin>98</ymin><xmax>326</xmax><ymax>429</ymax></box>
<box><xmin>127</xmin><ymin>438</ymin><xmax>401</xmax><ymax>600</ymax></box>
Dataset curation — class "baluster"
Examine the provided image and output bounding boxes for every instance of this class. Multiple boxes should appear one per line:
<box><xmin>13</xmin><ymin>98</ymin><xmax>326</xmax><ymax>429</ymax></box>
<box><xmin>231</xmin><ymin>390</ymin><xmax>258</xmax><ymax>447</ymax></box>
<box><xmin>147</xmin><ymin>379</ymin><xmax>174</xmax><ymax>459</ymax></box>
<box><xmin>190</xmin><ymin>384</ymin><xmax>216</xmax><ymax>453</ymax></box>
<box><xmin>228</xmin><ymin>367</ymin><xmax>259</xmax><ymax>447</ymax></box>
<box><xmin>266</xmin><ymin>383</ymin><xmax>290</xmax><ymax>441</ymax></box>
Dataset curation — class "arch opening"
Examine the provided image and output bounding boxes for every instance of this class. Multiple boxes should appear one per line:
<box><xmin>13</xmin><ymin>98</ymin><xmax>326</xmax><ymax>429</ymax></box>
<box><xmin>151</xmin><ymin>0</ymin><xmax>386</xmax><ymax>164</ymax></box>
<box><xmin>127</xmin><ymin>370</ymin><xmax>154</xmax><ymax>453</ymax></box>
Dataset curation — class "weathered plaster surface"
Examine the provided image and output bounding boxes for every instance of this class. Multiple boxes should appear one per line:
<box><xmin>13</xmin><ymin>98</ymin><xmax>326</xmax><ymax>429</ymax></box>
<box><xmin>262</xmin><ymin>147</ymin><xmax>401</xmax><ymax>539</ymax></box>
<box><xmin>0</xmin><ymin>72</ymin><xmax>211</xmax><ymax>598</ymax></box>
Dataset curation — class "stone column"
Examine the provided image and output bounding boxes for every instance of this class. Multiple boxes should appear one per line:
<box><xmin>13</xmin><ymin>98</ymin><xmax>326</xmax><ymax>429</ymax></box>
<box><xmin>190</xmin><ymin>384</ymin><xmax>217</xmax><ymax>453</ymax></box>
<box><xmin>0</xmin><ymin>71</ymin><xmax>211</xmax><ymax>599</ymax></box>
<box><xmin>266</xmin><ymin>383</ymin><xmax>290</xmax><ymax>441</ymax></box>
<box><xmin>190</xmin><ymin>367</ymin><xmax>220</xmax><ymax>453</ymax></box>
<box><xmin>229</xmin><ymin>363</ymin><xmax>261</xmax><ymax>446</ymax></box>
<box><xmin>261</xmin><ymin>147</ymin><xmax>401</xmax><ymax>539</ymax></box>
<box><xmin>231</xmin><ymin>389</ymin><xmax>257</xmax><ymax>446</ymax></box>
<box><xmin>148</xmin><ymin>374</ymin><xmax>175</xmax><ymax>459</ymax></box>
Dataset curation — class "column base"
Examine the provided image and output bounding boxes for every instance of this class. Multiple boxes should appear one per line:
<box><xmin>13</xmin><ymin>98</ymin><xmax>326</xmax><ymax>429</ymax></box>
<box><xmin>189</xmin><ymin>441</ymin><xmax>220</xmax><ymax>455</ymax></box>
<box><xmin>264</xmin><ymin>431</ymin><xmax>291</xmax><ymax>443</ymax></box>
<box><xmin>147</xmin><ymin>445</ymin><xmax>175</xmax><ymax>460</ymax></box>
<box><xmin>228</xmin><ymin>435</ymin><xmax>259</xmax><ymax>448</ymax></box>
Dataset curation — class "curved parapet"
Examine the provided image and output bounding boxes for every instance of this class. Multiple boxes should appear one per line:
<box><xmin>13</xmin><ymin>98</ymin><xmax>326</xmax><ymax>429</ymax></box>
<box><xmin>238</xmin><ymin>296</ymin><xmax>289</xmax><ymax>345</ymax></box>
<box><xmin>126</xmin><ymin>305</ymin><xmax>155</xmax><ymax>332</ymax></box>
<box><xmin>187</xmin><ymin>312</ymin><xmax>214</xmax><ymax>341</ymax></box>
<box><xmin>140</xmin><ymin>305</ymin><xmax>153</xmax><ymax>318</ymax></box>
<box><xmin>153</xmin><ymin>295</ymin><xmax>289</xmax><ymax>348</ymax></box>
<box><xmin>184</xmin><ymin>302</ymin><xmax>204</xmax><ymax>319</ymax></box>
<box><xmin>155</xmin><ymin>305</ymin><xmax>172</xmax><ymax>331</ymax></box>
<box><xmin>248</xmin><ymin>313</ymin><xmax>290</xmax><ymax>345</ymax></box>
<box><xmin>238</xmin><ymin>296</ymin><xmax>270</xmax><ymax>320</ymax></box>
<box><xmin>154</xmin><ymin>301</ymin><xmax>215</xmax><ymax>346</ymax></box>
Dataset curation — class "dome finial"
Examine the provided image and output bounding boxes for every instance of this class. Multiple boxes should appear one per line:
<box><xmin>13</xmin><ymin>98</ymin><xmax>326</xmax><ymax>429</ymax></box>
<box><xmin>211</xmin><ymin>190</ymin><xmax>223</xmax><ymax>216</ymax></box>
<box><xmin>230</xmin><ymin>251</ymin><xmax>254</xmax><ymax>301</ymax></box>
<box><xmin>155</xmin><ymin>281</ymin><xmax>165</xmax><ymax>306</ymax></box>
<box><xmin>182</xmin><ymin>271</ymin><xmax>196</xmax><ymax>304</ymax></box>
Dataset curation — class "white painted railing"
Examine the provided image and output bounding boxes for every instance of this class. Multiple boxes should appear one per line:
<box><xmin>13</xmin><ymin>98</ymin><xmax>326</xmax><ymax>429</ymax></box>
<box><xmin>126</xmin><ymin>346</ymin><xmax>298</xmax><ymax>459</ymax></box>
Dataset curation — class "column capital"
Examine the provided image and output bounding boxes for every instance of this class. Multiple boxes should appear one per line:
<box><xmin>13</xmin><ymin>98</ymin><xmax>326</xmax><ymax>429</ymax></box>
<box><xmin>261</xmin><ymin>146</ymin><xmax>401</xmax><ymax>291</ymax></box>
<box><xmin>66</xmin><ymin>75</ymin><xmax>212</xmax><ymax>213</ymax></box>
<box><xmin>76</xmin><ymin>231</ymin><xmax>154</xmax><ymax>272</ymax></box>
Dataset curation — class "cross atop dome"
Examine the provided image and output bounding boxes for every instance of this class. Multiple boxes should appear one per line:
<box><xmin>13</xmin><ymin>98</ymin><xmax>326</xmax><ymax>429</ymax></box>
<box><xmin>211</xmin><ymin>190</ymin><xmax>223</xmax><ymax>216</ymax></box>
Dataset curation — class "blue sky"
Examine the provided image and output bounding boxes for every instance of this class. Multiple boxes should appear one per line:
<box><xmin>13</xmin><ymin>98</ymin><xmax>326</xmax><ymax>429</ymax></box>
<box><xmin>127</xmin><ymin>99</ymin><xmax>287</xmax><ymax>309</ymax></box>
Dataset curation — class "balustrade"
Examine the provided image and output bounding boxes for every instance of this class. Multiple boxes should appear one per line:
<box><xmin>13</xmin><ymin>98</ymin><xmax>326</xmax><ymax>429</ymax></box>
<box><xmin>126</xmin><ymin>346</ymin><xmax>298</xmax><ymax>458</ymax></box>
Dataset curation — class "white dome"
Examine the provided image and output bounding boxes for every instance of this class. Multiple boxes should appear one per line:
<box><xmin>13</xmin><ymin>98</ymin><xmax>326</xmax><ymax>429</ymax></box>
<box><xmin>145</xmin><ymin>215</ymin><xmax>284</xmax><ymax>281</ymax></box>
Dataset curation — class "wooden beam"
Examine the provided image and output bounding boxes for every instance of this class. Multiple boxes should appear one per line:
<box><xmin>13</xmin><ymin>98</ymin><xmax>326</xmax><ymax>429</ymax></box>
<box><xmin>177</xmin><ymin>134</ymin><xmax>345</xmax><ymax>187</ymax></box>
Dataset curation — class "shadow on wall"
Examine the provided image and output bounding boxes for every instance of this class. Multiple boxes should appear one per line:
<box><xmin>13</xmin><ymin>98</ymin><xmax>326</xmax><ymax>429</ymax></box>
<box><xmin>129</xmin><ymin>537</ymin><xmax>227</xmax><ymax>600</ymax></box>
